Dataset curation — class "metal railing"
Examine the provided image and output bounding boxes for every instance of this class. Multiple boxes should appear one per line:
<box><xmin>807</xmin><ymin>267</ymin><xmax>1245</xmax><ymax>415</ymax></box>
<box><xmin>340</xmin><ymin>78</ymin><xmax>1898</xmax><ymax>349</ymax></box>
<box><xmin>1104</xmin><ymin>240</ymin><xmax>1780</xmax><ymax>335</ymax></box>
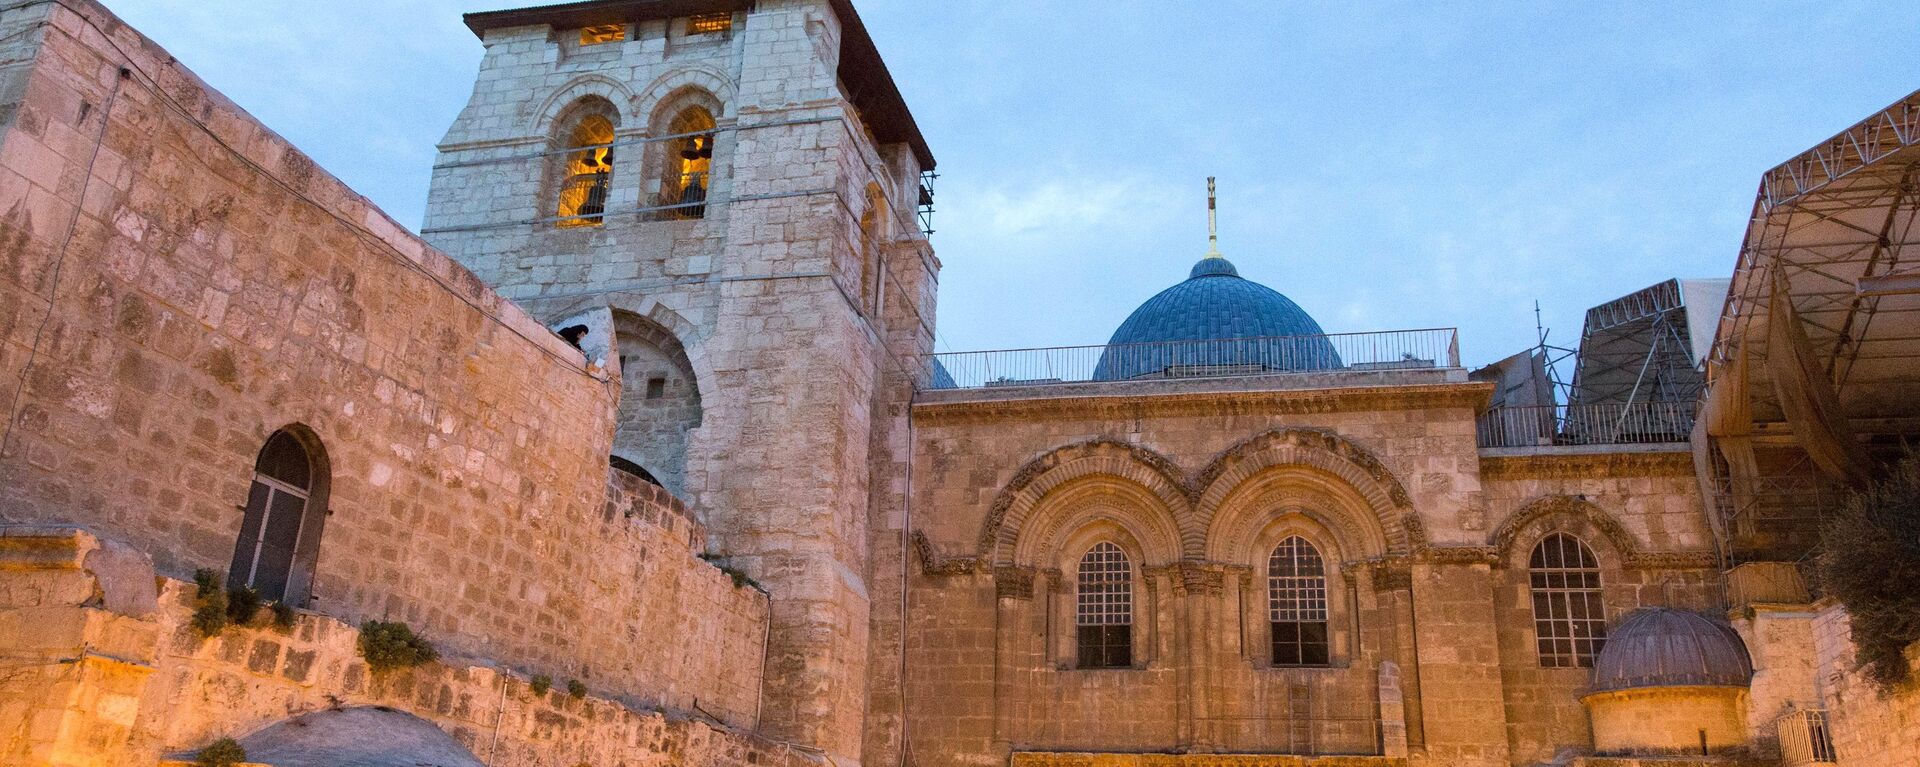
<box><xmin>558</xmin><ymin>171</ymin><xmax>610</xmax><ymax>225</ymax></box>
<box><xmin>1776</xmin><ymin>708</ymin><xmax>1838</xmax><ymax>765</ymax></box>
<box><xmin>925</xmin><ymin>328</ymin><xmax>1459</xmax><ymax>391</ymax></box>
<box><xmin>1475</xmin><ymin>401</ymin><xmax>1695</xmax><ymax>448</ymax></box>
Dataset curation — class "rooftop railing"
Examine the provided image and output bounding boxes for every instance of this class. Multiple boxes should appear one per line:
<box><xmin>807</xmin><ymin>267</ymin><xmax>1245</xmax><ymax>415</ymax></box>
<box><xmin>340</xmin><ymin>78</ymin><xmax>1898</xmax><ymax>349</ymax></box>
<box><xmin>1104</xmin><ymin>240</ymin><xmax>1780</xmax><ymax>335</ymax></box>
<box><xmin>1475</xmin><ymin>401</ymin><xmax>1695</xmax><ymax>449</ymax></box>
<box><xmin>922</xmin><ymin>328</ymin><xmax>1460</xmax><ymax>391</ymax></box>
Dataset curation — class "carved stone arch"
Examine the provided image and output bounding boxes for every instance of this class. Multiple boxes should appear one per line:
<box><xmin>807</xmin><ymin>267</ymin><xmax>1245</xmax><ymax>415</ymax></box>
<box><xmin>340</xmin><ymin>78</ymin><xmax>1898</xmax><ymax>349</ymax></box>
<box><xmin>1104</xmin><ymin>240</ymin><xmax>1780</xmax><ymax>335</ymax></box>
<box><xmin>1193</xmin><ymin>428</ymin><xmax>1424</xmax><ymax>557</ymax></box>
<box><xmin>633</xmin><ymin>66</ymin><xmax>737</xmax><ymax>124</ymax></box>
<box><xmin>533</xmin><ymin>292</ymin><xmax>716</xmax><ymax>406</ymax></box>
<box><xmin>532</xmin><ymin>74</ymin><xmax>637</xmax><ymax>137</ymax></box>
<box><xmin>977</xmin><ymin>438</ymin><xmax>1191</xmax><ymax>563</ymax></box>
<box><xmin>1490</xmin><ymin>495</ymin><xmax>1640</xmax><ymax>568</ymax></box>
<box><xmin>1009</xmin><ymin>477</ymin><xmax>1184</xmax><ymax>569</ymax></box>
<box><xmin>1209</xmin><ymin>489</ymin><xmax>1378</xmax><ymax>566</ymax></box>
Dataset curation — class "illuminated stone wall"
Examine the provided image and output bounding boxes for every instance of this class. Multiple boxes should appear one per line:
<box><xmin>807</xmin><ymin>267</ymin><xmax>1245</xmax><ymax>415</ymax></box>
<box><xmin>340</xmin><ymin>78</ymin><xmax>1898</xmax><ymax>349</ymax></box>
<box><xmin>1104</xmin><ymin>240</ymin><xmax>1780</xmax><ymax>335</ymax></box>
<box><xmin>422</xmin><ymin>1</ymin><xmax>939</xmax><ymax>762</ymax></box>
<box><xmin>1809</xmin><ymin>601</ymin><xmax>1920</xmax><ymax>766</ymax></box>
<box><xmin>0</xmin><ymin>527</ymin><xmax>802</xmax><ymax>767</ymax></box>
<box><xmin>0</xmin><ymin>0</ymin><xmax>767</xmax><ymax>744</ymax></box>
<box><xmin>899</xmin><ymin>381</ymin><xmax>1726</xmax><ymax>767</ymax></box>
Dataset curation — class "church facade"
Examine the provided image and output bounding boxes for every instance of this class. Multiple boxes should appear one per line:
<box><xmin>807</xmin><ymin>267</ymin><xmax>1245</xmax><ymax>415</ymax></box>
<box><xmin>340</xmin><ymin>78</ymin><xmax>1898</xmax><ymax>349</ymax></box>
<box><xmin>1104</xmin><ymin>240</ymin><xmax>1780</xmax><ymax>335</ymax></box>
<box><xmin>0</xmin><ymin>1</ymin><xmax>1917</xmax><ymax>767</ymax></box>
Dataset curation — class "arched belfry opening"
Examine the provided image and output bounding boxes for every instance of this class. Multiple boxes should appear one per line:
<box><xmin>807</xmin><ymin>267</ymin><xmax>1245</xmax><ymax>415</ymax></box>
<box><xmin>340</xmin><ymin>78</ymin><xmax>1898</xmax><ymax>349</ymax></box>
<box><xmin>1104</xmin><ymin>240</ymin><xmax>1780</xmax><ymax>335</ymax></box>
<box><xmin>610</xmin><ymin>311</ymin><xmax>702</xmax><ymax>496</ymax></box>
<box><xmin>647</xmin><ymin>89</ymin><xmax>721</xmax><ymax>220</ymax></box>
<box><xmin>552</xmin><ymin>98</ymin><xmax>619</xmax><ymax>227</ymax></box>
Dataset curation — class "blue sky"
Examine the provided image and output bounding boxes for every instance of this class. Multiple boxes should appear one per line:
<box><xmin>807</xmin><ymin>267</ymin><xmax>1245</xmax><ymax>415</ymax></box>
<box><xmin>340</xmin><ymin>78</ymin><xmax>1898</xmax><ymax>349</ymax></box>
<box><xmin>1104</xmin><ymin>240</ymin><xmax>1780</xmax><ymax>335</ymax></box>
<box><xmin>105</xmin><ymin>1</ymin><xmax>1915</xmax><ymax>366</ymax></box>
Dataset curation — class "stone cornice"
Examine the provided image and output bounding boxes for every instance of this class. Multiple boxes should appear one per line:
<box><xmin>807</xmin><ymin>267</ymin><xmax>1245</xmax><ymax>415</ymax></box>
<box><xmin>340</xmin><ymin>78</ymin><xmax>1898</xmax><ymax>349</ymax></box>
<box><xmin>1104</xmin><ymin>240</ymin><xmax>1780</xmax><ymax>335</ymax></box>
<box><xmin>1478</xmin><ymin>446</ymin><xmax>1695</xmax><ymax>480</ymax></box>
<box><xmin>911</xmin><ymin>381</ymin><xmax>1493</xmax><ymax>425</ymax></box>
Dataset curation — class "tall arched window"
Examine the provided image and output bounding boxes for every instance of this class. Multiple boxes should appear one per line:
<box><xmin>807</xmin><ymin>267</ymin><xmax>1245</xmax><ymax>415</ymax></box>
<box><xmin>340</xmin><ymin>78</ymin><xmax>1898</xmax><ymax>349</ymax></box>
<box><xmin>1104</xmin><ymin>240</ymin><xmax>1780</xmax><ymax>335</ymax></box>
<box><xmin>228</xmin><ymin>430</ymin><xmax>322</xmax><ymax>602</ymax></box>
<box><xmin>1529</xmin><ymin>532</ymin><xmax>1607</xmax><ymax>667</ymax></box>
<box><xmin>556</xmin><ymin>113</ymin><xmax>616</xmax><ymax>227</ymax></box>
<box><xmin>1268</xmin><ymin>536</ymin><xmax>1330</xmax><ymax>666</ymax></box>
<box><xmin>1076</xmin><ymin>541</ymin><xmax>1133</xmax><ymax>669</ymax></box>
<box><xmin>660</xmin><ymin>105</ymin><xmax>715</xmax><ymax>219</ymax></box>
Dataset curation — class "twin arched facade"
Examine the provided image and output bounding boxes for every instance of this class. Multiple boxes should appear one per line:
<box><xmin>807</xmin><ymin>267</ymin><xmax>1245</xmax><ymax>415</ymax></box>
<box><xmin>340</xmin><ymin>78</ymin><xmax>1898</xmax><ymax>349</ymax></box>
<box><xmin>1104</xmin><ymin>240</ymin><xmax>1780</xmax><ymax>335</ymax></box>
<box><xmin>952</xmin><ymin>432</ymin><xmax>1647</xmax><ymax>675</ymax></box>
<box><xmin>542</xmin><ymin>69</ymin><xmax>735</xmax><ymax>227</ymax></box>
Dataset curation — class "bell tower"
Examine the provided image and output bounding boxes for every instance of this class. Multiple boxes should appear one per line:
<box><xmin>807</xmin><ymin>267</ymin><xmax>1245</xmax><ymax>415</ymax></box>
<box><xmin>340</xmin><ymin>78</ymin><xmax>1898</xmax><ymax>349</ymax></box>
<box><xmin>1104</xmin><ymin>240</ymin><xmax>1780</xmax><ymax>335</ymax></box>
<box><xmin>423</xmin><ymin>1</ymin><xmax>938</xmax><ymax>763</ymax></box>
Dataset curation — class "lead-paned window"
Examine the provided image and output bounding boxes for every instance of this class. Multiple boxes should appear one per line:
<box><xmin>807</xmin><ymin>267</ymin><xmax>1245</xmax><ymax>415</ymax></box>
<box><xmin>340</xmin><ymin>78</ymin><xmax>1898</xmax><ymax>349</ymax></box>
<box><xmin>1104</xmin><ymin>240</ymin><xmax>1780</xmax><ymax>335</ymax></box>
<box><xmin>1529</xmin><ymin>532</ymin><xmax>1607</xmax><ymax>667</ymax></box>
<box><xmin>1268</xmin><ymin>536</ymin><xmax>1330</xmax><ymax>666</ymax></box>
<box><xmin>1076</xmin><ymin>542</ymin><xmax>1133</xmax><ymax>669</ymax></box>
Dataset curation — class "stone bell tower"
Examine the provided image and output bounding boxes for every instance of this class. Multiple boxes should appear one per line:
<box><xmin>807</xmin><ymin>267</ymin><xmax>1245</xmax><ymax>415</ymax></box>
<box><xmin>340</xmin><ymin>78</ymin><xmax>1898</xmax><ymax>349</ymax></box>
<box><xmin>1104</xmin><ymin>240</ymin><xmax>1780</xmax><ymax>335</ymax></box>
<box><xmin>422</xmin><ymin>1</ymin><xmax>939</xmax><ymax>763</ymax></box>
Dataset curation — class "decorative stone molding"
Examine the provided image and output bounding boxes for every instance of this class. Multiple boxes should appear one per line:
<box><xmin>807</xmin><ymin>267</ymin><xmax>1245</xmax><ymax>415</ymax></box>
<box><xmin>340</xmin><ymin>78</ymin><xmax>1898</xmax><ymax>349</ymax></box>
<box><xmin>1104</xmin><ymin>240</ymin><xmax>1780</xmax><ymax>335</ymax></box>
<box><xmin>913</xmin><ymin>531</ymin><xmax>982</xmax><ymax>577</ymax></box>
<box><xmin>1417</xmin><ymin>545</ymin><xmax>1502</xmax><ymax>566</ymax></box>
<box><xmin>994</xmin><ymin>566</ymin><xmax>1036</xmax><ymax>599</ymax></box>
<box><xmin>914</xmin><ymin>381</ymin><xmax>1491</xmax><ymax>425</ymax></box>
<box><xmin>1172</xmin><ymin>562</ymin><xmax>1227</xmax><ymax>596</ymax></box>
<box><xmin>1478</xmin><ymin>448</ymin><xmax>1694</xmax><ymax>480</ymax></box>
<box><xmin>1194</xmin><ymin>428</ymin><xmax>1427</xmax><ymax>559</ymax></box>
<box><xmin>632</xmin><ymin>64</ymin><xmax>739</xmax><ymax>123</ymax></box>
<box><xmin>1488</xmin><ymin>494</ymin><xmax>1714</xmax><ymax>570</ymax></box>
<box><xmin>530</xmin><ymin>73</ymin><xmax>641</xmax><ymax>137</ymax></box>
<box><xmin>1367</xmin><ymin>559</ymin><xmax>1413</xmax><ymax>593</ymax></box>
<box><xmin>977</xmin><ymin>437</ymin><xmax>1191</xmax><ymax>563</ymax></box>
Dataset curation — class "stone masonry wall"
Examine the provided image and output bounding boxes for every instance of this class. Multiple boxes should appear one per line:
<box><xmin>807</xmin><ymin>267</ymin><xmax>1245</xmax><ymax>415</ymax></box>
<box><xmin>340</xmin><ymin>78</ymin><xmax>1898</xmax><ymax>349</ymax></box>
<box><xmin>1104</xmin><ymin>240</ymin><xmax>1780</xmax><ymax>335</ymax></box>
<box><xmin>902</xmin><ymin>380</ymin><xmax>1502</xmax><ymax>766</ymax></box>
<box><xmin>424</xmin><ymin>2</ymin><xmax>940</xmax><ymax>761</ymax></box>
<box><xmin>0</xmin><ymin>0</ymin><xmax>766</xmax><ymax>727</ymax></box>
<box><xmin>1478</xmin><ymin>449</ymin><xmax>1721</xmax><ymax>765</ymax></box>
<box><xmin>1810</xmin><ymin>600</ymin><xmax>1920</xmax><ymax>767</ymax></box>
<box><xmin>0</xmin><ymin>527</ymin><xmax>801</xmax><ymax>767</ymax></box>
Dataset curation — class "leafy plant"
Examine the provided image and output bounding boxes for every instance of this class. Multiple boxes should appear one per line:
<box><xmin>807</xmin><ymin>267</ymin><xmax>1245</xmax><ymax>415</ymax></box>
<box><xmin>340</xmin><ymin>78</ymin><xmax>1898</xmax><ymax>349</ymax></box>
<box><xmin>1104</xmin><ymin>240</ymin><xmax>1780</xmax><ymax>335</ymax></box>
<box><xmin>699</xmin><ymin>553</ymin><xmax>762</xmax><ymax>591</ymax></box>
<box><xmin>194</xmin><ymin>737</ymin><xmax>246</xmax><ymax>767</ymax></box>
<box><xmin>357</xmin><ymin>620</ymin><xmax>438</xmax><ymax>672</ymax></box>
<box><xmin>270</xmin><ymin>601</ymin><xmax>297</xmax><ymax>631</ymax></box>
<box><xmin>567</xmin><ymin>679</ymin><xmax>587</xmax><ymax>699</ymax></box>
<box><xmin>530</xmin><ymin>674</ymin><xmax>552</xmax><ymax>697</ymax></box>
<box><xmin>1818</xmin><ymin>454</ymin><xmax>1920</xmax><ymax>690</ymax></box>
<box><xmin>225</xmin><ymin>586</ymin><xmax>262</xmax><ymax>625</ymax></box>
<box><xmin>190</xmin><ymin>570</ymin><xmax>230</xmax><ymax>638</ymax></box>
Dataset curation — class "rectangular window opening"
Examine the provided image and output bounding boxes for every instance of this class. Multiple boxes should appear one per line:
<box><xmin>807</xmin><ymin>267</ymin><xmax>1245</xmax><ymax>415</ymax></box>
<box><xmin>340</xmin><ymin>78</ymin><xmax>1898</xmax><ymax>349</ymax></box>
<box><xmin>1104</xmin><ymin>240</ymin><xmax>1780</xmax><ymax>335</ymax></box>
<box><xmin>580</xmin><ymin>24</ymin><xmax>626</xmax><ymax>46</ymax></box>
<box><xmin>688</xmin><ymin>13</ymin><xmax>733</xmax><ymax>35</ymax></box>
<box><xmin>646</xmin><ymin>377</ymin><xmax>667</xmax><ymax>399</ymax></box>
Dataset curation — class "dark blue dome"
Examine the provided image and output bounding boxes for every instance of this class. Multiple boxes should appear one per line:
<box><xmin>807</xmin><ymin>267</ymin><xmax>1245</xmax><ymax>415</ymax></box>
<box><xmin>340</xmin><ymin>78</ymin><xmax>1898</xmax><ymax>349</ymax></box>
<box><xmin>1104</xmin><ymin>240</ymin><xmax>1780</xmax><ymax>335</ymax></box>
<box><xmin>1094</xmin><ymin>257</ymin><xmax>1341</xmax><ymax>380</ymax></box>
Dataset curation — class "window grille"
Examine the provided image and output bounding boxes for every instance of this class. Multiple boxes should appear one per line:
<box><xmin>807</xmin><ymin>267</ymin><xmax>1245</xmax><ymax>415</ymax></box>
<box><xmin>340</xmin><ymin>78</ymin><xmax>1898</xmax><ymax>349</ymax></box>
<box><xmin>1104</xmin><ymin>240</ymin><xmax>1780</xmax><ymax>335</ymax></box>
<box><xmin>1269</xmin><ymin>536</ymin><xmax>1330</xmax><ymax>666</ymax></box>
<box><xmin>580</xmin><ymin>24</ymin><xmax>625</xmax><ymax>45</ymax></box>
<box><xmin>688</xmin><ymin>13</ymin><xmax>733</xmax><ymax>35</ymax></box>
<box><xmin>1076</xmin><ymin>542</ymin><xmax>1133</xmax><ymax>669</ymax></box>
<box><xmin>1529</xmin><ymin>533</ymin><xmax>1607</xmax><ymax>667</ymax></box>
<box><xmin>1776</xmin><ymin>708</ymin><xmax>1838</xmax><ymax>765</ymax></box>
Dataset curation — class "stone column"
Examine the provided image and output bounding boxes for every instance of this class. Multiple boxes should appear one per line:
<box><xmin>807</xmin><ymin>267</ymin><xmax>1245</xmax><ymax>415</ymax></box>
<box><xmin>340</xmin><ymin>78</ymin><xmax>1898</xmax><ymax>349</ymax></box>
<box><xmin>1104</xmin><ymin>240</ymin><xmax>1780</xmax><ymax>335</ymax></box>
<box><xmin>1378</xmin><ymin>661</ymin><xmax>1409</xmax><ymax>757</ymax></box>
<box><xmin>1408</xmin><ymin>558</ymin><xmax>1511</xmax><ymax>766</ymax></box>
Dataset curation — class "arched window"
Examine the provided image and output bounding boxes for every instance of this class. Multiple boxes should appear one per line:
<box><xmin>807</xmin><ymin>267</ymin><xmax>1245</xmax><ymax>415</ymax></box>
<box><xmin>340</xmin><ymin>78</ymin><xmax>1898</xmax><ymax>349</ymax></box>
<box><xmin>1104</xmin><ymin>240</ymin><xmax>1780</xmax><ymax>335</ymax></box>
<box><xmin>659</xmin><ymin>105</ymin><xmax>715</xmax><ymax>219</ymax></box>
<box><xmin>1075</xmin><ymin>541</ymin><xmax>1133</xmax><ymax>669</ymax></box>
<box><xmin>227</xmin><ymin>430</ymin><xmax>322</xmax><ymax>602</ymax></box>
<box><xmin>1268</xmin><ymin>536</ymin><xmax>1330</xmax><ymax>666</ymax></box>
<box><xmin>1529</xmin><ymin>532</ymin><xmax>1607</xmax><ymax>667</ymax></box>
<box><xmin>557</xmin><ymin>113</ymin><xmax>616</xmax><ymax>227</ymax></box>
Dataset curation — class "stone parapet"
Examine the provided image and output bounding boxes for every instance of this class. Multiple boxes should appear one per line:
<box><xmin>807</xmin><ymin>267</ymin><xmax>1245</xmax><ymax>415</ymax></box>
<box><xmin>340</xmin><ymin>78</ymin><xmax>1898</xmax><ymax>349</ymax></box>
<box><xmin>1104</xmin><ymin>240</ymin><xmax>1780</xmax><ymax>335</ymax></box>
<box><xmin>0</xmin><ymin>526</ymin><xmax>801</xmax><ymax>767</ymax></box>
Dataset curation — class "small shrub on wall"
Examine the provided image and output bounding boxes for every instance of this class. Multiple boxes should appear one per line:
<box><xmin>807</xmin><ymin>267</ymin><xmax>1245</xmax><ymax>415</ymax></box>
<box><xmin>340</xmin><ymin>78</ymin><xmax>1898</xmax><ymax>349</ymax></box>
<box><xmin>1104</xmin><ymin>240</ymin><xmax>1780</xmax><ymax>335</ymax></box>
<box><xmin>358</xmin><ymin>621</ymin><xmax>438</xmax><ymax>672</ymax></box>
<box><xmin>194</xmin><ymin>737</ymin><xmax>246</xmax><ymax>767</ymax></box>
<box><xmin>1818</xmin><ymin>455</ymin><xmax>1920</xmax><ymax>690</ymax></box>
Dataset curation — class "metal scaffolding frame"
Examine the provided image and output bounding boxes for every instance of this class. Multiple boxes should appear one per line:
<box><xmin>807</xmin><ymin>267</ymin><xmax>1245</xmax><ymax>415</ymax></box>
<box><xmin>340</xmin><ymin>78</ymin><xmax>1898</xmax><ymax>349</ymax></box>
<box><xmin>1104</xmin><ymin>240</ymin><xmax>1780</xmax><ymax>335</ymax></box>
<box><xmin>1701</xmin><ymin>89</ymin><xmax>1920</xmax><ymax>563</ymax></box>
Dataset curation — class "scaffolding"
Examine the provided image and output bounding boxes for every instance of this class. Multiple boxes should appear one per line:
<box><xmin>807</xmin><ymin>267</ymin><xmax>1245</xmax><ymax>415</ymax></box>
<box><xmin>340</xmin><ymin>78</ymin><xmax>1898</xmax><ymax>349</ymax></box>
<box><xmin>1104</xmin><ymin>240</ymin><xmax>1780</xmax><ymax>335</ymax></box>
<box><xmin>1699</xmin><ymin>88</ymin><xmax>1920</xmax><ymax>565</ymax></box>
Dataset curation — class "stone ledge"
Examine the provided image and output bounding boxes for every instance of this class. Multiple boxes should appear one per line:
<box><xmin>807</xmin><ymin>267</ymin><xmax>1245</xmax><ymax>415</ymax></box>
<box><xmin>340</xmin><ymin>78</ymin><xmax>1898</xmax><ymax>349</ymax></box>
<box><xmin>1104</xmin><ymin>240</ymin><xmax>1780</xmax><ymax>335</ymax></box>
<box><xmin>1010</xmin><ymin>753</ymin><xmax>1407</xmax><ymax>767</ymax></box>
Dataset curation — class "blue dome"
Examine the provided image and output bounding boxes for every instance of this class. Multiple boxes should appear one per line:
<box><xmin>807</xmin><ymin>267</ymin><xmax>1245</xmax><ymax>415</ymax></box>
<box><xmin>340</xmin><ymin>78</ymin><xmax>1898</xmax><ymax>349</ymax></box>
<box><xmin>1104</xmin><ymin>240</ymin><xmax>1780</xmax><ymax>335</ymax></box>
<box><xmin>1093</xmin><ymin>257</ymin><xmax>1341</xmax><ymax>380</ymax></box>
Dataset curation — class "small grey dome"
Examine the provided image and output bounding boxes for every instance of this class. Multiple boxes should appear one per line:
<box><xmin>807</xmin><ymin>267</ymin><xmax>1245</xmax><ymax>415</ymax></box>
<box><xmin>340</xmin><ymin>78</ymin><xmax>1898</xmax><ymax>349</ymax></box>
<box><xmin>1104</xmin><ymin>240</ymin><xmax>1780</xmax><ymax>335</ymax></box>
<box><xmin>1591</xmin><ymin>608</ymin><xmax>1753</xmax><ymax>693</ymax></box>
<box><xmin>1093</xmin><ymin>256</ymin><xmax>1341</xmax><ymax>380</ymax></box>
